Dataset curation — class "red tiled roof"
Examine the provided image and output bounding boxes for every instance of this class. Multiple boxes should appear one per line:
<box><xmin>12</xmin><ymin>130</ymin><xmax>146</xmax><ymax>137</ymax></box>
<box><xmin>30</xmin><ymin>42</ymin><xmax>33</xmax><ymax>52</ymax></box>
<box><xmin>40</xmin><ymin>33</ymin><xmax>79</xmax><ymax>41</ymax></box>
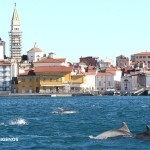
<box><xmin>27</xmin><ymin>47</ymin><xmax>44</xmax><ymax>53</ymax></box>
<box><xmin>96</xmin><ymin>72</ymin><xmax>114</xmax><ymax>76</ymax></box>
<box><xmin>131</xmin><ymin>52</ymin><xmax>150</xmax><ymax>56</ymax></box>
<box><xmin>0</xmin><ymin>61</ymin><xmax>11</xmax><ymax>66</ymax></box>
<box><xmin>81</xmin><ymin>71</ymin><xmax>96</xmax><ymax>75</ymax></box>
<box><xmin>106</xmin><ymin>67</ymin><xmax>121</xmax><ymax>71</ymax></box>
<box><xmin>88</xmin><ymin>66</ymin><xmax>95</xmax><ymax>69</ymax></box>
<box><xmin>130</xmin><ymin>62</ymin><xmax>137</xmax><ymax>65</ymax></box>
<box><xmin>34</xmin><ymin>66</ymin><xmax>73</xmax><ymax>73</ymax></box>
<box><xmin>34</xmin><ymin>58</ymin><xmax>66</xmax><ymax>63</ymax></box>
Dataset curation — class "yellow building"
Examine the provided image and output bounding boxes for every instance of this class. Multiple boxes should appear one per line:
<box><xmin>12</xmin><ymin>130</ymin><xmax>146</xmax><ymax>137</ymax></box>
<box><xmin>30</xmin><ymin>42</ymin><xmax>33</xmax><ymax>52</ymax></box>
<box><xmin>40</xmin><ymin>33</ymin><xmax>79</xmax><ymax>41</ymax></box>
<box><xmin>17</xmin><ymin>66</ymin><xmax>85</xmax><ymax>93</ymax></box>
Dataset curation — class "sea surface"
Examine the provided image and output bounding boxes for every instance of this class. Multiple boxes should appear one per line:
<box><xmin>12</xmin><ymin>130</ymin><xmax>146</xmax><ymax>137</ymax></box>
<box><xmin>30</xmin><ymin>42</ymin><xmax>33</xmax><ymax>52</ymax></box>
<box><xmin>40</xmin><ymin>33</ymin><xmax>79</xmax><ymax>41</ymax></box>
<box><xmin>0</xmin><ymin>96</ymin><xmax>150</xmax><ymax>150</ymax></box>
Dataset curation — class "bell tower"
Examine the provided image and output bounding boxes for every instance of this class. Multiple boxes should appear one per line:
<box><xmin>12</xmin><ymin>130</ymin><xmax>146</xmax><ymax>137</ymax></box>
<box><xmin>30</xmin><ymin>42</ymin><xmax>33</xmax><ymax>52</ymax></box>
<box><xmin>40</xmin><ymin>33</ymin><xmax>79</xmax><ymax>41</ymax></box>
<box><xmin>9</xmin><ymin>3</ymin><xmax>22</xmax><ymax>62</ymax></box>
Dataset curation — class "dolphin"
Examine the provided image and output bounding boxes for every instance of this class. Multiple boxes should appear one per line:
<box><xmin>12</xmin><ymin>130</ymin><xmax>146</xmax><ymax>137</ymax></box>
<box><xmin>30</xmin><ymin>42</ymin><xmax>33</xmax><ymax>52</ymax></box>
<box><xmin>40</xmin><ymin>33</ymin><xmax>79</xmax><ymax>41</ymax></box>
<box><xmin>52</xmin><ymin>108</ymin><xmax>77</xmax><ymax>114</ymax></box>
<box><xmin>134</xmin><ymin>125</ymin><xmax>150</xmax><ymax>140</ymax></box>
<box><xmin>89</xmin><ymin>122</ymin><xmax>132</xmax><ymax>140</ymax></box>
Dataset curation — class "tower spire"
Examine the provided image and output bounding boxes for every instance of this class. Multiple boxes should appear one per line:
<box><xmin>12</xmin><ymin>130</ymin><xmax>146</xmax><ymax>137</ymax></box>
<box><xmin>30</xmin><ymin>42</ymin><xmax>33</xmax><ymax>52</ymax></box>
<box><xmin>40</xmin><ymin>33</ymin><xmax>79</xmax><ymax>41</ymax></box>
<box><xmin>9</xmin><ymin>3</ymin><xmax>22</xmax><ymax>62</ymax></box>
<box><xmin>11</xmin><ymin>3</ymin><xmax>20</xmax><ymax>27</ymax></box>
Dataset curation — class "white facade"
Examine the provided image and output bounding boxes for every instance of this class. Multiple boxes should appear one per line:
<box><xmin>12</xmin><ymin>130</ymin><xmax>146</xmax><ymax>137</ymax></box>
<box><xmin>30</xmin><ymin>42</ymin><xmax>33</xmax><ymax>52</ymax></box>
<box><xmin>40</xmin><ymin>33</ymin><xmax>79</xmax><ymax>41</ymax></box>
<box><xmin>0</xmin><ymin>38</ymin><xmax>5</xmax><ymax>60</ymax></box>
<box><xmin>96</xmin><ymin>72</ymin><xmax>115</xmax><ymax>94</ymax></box>
<box><xmin>27</xmin><ymin>43</ymin><xmax>44</xmax><ymax>63</ymax></box>
<box><xmin>0</xmin><ymin>62</ymin><xmax>11</xmax><ymax>92</ymax></box>
<box><xmin>11</xmin><ymin>61</ymin><xmax>18</xmax><ymax>77</ymax></box>
<box><xmin>121</xmin><ymin>75</ymin><xmax>138</xmax><ymax>95</ymax></box>
<box><xmin>98</xmin><ymin>58</ymin><xmax>113</xmax><ymax>69</ymax></box>
<box><xmin>28</xmin><ymin>51</ymin><xmax>44</xmax><ymax>62</ymax></box>
<box><xmin>83</xmin><ymin>74</ymin><xmax>96</xmax><ymax>91</ymax></box>
<box><xmin>145</xmin><ymin>74</ymin><xmax>150</xmax><ymax>87</ymax></box>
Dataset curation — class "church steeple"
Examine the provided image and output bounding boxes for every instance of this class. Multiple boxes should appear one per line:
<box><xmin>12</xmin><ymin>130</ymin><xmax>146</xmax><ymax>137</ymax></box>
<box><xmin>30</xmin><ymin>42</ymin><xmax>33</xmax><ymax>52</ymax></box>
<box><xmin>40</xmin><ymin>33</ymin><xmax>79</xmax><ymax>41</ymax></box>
<box><xmin>11</xmin><ymin>3</ymin><xmax>20</xmax><ymax>29</ymax></box>
<box><xmin>9</xmin><ymin>3</ymin><xmax>22</xmax><ymax>62</ymax></box>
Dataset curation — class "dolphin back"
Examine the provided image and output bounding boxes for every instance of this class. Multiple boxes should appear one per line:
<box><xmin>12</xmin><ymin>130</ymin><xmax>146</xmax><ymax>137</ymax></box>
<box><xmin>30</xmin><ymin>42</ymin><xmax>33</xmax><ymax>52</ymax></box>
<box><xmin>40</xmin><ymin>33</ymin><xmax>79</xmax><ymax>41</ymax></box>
<box><xmin>119</xmin><ymin>122</ymin><xmax>130</xmax><ymax>133</ymax></box>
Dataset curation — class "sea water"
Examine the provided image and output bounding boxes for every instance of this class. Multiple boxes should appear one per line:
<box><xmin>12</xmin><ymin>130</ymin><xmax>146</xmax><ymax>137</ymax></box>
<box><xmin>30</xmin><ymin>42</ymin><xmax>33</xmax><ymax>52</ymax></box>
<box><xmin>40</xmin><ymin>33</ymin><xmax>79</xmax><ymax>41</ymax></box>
<box><xmin>0</xmin><ymin>96</ymin><xmax>150</xmax><ymax>149</ymax></box>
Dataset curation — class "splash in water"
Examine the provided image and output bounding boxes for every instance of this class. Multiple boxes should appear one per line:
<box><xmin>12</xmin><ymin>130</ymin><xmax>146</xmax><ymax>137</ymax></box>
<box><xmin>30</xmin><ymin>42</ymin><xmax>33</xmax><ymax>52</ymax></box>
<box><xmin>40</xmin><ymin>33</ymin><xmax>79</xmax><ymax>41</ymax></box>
<box><xmin>9</xmin><ymin>118</ymin><xmax>28</xmax><ymax>125</ymax></box>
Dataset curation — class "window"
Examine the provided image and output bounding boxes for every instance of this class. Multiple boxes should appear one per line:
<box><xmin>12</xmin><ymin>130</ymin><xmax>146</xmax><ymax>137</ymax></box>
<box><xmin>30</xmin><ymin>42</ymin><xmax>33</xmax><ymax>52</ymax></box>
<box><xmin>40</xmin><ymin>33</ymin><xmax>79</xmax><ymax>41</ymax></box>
<box><xmin>43</xmin><ymin>86</ymin><xmax>46</xmax><ymax>91</ymax></box>
<box><xmin>139</xmin><ymin>56</ymin><xmax>142</xmax><ymax>58</ymax></box>
<box><xmin>99</xmin><ymin>81</ymin><xmax>101</xmax><ymax>86</ymax></box>
<box><xmin>143</xmin><ymin>56</ymin><xmax>146</xmax><ymax>58</ymax></box>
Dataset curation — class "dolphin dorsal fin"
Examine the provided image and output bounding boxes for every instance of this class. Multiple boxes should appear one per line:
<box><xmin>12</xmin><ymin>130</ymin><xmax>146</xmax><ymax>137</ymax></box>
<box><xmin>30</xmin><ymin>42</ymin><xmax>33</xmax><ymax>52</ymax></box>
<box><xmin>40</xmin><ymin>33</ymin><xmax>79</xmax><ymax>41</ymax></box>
<box><xmin>119</xmin><ymin>122</ymin><xmax>130</xmax><ymax>132</ymax></box>
<box><xmin>146</xmin><ymin>125</ymin><xmax>150</xmax><ymax>131</ymax></box>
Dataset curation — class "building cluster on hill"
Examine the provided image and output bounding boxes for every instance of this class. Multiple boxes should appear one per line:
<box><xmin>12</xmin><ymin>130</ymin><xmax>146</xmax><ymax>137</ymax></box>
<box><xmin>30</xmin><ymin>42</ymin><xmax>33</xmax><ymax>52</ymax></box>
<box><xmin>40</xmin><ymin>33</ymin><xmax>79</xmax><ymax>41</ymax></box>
<box><xmin>0</xmin><ymin>4</ymin><xmax>150</xmax><ymax>96</ymax></box>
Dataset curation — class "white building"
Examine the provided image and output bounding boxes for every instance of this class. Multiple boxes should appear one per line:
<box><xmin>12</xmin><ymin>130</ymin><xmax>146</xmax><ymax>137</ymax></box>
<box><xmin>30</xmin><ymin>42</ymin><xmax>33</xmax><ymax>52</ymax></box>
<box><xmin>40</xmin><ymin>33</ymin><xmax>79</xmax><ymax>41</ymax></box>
<box><xmin>33</xmin><ymin>53</ymin><xmax>69</xmax><ymax>67</ymax></box>
<box><xmin>97</xmin><ymin>58</ymin><xmax>113</xmax><ymax>70</ymax></box>
<box><xmin>27</xmin><ymin>43</ymin><xmax>45</xmax><ymax>63</ymax></box>
<box><xmin>81</xmin><ymin>72</ymin><xmax>96</xmax><ymax>92</ymax></box>
<box><xmin>0</xmin><ymin>61</ymin><xmax>11</xmax><ymax>93</ymax></box>
<box><xmin>96</xmin><ymin>72</ymin><xmax>115</xmax><ymax>94</ymax></box>
<box><xmin>96</xmin><ymin>67</ymin><xmax>122</xmax><ymax>94</ymax></box>
<box><xmin>121</xmin><ymin>75</ymin><xmax>138</xmax><ymax>95</ymax></box>
<box><xmin>0</xmin><ymin>38</ymin><xmax>5</xmax><ymax>60</ymax></box>
<box><xmin>106</xmin><ymin>67</ymin><xmax>122</xmax><ymax>90</ymax></box>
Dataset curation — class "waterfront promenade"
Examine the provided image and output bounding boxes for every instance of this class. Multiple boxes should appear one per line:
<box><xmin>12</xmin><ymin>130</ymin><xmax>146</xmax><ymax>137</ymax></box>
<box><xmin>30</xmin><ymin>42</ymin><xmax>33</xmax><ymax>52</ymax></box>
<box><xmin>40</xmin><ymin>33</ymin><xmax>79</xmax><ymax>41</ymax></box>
<box><xmin>0</xmin><ymin>92</ymin><xmax>94</xmax><ymax>97</ymax></box>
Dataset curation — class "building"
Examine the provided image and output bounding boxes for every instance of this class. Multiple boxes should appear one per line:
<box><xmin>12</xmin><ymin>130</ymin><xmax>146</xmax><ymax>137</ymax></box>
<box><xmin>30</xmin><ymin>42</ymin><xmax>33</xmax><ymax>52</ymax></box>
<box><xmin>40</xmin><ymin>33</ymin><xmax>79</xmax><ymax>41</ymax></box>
<box><xmin>116</xmin><ymin>55</ymin><xmax>129</xmax><ymax>68</ymax></box>
<box><xmin>106</xmin><ymin>67</ymin><xmax>122</xmax><ymax>90</ymax></box>
<box><xmin>0</xmin><ymin>38</ymin><xmax>5</xmax><ymax>59</ymax></box>
<box><xmin>121</xmin><ymin>75</ymin><xmax>137</xmax><ymax>95</ymax></box>
<box><xmin>96</xmin><ymin>72</ymin><xmax>115</xmax><ymax>94</ymax></box>
<box><xmin>16</xmin><ymin>54</ymin><xmax>85</xmax><ymax>93</ymax></box>
<box><xmin>80</xmin><ymin>56</ymin><xmax>99</xmax><ymax>66</ymax></box>
<box><xmin>131</xmin><ymin>52</ymin><xmax>150</xmax><ymax>68</ymax></box>
<box><xmin>17</xmin><ymin>66</ymin><xmax>74</xmax><ymax>93</ymax></box>
<box><xmin>33</xmin><ymin>53</ymin><xmax>69</xmax><ymax>67</ymax></box>
<box><xmin>97</xmin><ymin>58</ymin><xmax>113</xmax><ymax>70</ymax></box>
<box><xmin>0</xmin><ymin>61</ymin><xmax>11</xmax><ymax>94</ymax></box>
<box><xmin>27</xmin><ymin>43</ymin><xmax>45</xmax><ymax>63</ymax></box>
<box><xmin>9</xmin><ymin>3</ymin><xmax>22</xmax><ymax>62</ymax></box>
<box><xmin>81</xmin><ymin>71</ymin><xmax>96</xmax><ymax>92</ymax></box>
<box><xmin>120</xmin><ymin>73</ymin><xmax>147</xmax><ymax>95</ymax></box>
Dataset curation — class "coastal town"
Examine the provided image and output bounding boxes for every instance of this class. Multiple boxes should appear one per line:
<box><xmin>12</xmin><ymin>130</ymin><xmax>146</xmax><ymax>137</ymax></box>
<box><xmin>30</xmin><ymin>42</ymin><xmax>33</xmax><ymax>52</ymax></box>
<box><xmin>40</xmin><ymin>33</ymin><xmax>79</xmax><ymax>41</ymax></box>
<box><xmin>1</xmin><ymin>4</ymin><xmax>150</xmax><ymax>96</ymax></box>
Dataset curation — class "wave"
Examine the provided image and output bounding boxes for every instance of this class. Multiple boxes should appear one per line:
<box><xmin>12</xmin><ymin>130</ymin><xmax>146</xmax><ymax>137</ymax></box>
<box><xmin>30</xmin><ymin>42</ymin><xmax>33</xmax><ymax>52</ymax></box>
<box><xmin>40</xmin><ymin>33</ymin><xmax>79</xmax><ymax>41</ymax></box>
<box><xmin>0</xmin><ymin>122</ymin><xmax>6</xmax><ymax>126</ymax></box>
<box><xmin>9</xmin><ymin>118</ymin><xmax>28</xmax><ymax>126</ymax></box>
<box><xmin>142</xmin><ymin>105</ymin><xmax>150</xmax><ymax>108</ymax></box>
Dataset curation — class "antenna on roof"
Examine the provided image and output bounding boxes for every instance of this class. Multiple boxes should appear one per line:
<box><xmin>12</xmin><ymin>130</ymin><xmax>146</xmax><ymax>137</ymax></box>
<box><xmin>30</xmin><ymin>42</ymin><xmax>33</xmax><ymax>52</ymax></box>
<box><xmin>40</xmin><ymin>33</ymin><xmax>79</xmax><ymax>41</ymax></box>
<box><xmin>15</xmin><ymin>3</ymin><xmax>16</xmax><ymax>7</ymax></box>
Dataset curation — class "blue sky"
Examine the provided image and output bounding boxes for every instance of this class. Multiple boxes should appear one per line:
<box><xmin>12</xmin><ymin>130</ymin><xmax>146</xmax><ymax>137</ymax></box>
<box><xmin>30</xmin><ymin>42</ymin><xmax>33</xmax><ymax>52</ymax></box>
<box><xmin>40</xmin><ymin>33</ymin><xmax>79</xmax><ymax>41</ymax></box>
<box><xmin>1</xmin><ymin>0</ymin><xmax>150</xmax><ymax>63</ymax></box>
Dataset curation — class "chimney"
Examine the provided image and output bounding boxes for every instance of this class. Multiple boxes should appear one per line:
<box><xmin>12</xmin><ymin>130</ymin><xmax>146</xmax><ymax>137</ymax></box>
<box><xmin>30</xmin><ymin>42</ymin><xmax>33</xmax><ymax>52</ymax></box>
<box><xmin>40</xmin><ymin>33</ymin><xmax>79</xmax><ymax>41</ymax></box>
<box><xmin>48</xmin><ymin>52</ymin><xmax>56</xmax><ymax>59</ymax></box>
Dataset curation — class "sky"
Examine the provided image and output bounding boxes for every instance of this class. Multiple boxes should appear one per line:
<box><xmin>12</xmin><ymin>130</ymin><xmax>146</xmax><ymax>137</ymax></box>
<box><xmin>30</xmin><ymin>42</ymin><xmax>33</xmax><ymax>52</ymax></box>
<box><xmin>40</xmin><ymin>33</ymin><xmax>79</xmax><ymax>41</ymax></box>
<box><xmin>1</xmin><ymin>0</ymin><xmax>150</xmax><ymax>63</ymax></box>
